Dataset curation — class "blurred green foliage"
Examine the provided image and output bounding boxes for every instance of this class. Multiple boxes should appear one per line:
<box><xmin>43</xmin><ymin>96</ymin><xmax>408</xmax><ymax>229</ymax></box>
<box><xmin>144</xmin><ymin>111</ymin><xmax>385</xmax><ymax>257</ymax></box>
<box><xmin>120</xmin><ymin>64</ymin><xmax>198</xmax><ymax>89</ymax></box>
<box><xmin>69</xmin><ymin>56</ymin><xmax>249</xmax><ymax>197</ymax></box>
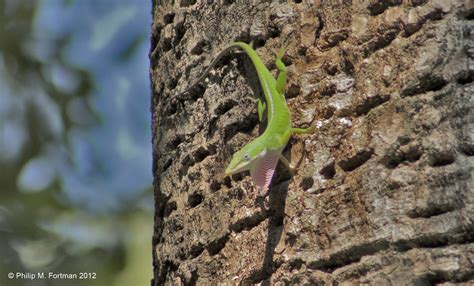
<box><xmin>0</xmin><ymin>0</ymin><xmax>153</xmax><ymax>285</ymax></box>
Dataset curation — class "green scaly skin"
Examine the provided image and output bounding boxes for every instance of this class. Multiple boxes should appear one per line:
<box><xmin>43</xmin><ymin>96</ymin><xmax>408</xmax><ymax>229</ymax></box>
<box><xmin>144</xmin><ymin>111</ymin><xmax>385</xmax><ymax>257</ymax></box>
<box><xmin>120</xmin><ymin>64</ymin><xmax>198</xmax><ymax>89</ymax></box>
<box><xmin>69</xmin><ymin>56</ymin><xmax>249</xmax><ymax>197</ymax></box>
<box><xmin>184</xmin><ymin>41</ymin><xmax>313</xmax><ymax>187</ymax></box>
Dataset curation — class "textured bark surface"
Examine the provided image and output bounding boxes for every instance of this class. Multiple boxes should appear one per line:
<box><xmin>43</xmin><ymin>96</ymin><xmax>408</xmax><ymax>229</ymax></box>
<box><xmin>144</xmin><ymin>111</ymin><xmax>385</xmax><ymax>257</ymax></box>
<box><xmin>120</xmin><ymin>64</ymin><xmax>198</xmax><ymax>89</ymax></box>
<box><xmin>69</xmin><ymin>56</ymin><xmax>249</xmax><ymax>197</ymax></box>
<box><xmin>150</xmin><ymin>0</ymin><xmax>473</xmax><ymax>285</ymax></box>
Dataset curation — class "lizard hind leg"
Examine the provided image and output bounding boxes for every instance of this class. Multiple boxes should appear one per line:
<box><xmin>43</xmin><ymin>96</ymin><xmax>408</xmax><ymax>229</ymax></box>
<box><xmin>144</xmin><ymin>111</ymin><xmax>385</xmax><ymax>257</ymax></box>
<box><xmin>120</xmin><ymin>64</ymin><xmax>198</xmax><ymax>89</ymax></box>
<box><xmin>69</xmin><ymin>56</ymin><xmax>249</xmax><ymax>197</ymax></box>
<box><xmin>276</xmin><ymin>33</ymin><xmax>293</xmax><ymax>60</ymax></box>
<box><xmin>257</xmin><ymin>99</ymin><xmax>266</xmax><ymax>122</ymax></box>
<box><xmin>244</xmin><ymin>96</ymin><xmax>266</xmax><ymax>122</ymax></box>
<box><xmin>275</xmin><ymin>34</ymin><xmax>293</xmax><ymax>95</ymax></box>
<box><xmin>275</xmin><ymin>47</ymin><xmax>288</xmax><ymax>95</ymax></box>
<box><xmin>275</xmin><ymin>60</ymin><xmax>287</xmax><ymax>95</ymax></box>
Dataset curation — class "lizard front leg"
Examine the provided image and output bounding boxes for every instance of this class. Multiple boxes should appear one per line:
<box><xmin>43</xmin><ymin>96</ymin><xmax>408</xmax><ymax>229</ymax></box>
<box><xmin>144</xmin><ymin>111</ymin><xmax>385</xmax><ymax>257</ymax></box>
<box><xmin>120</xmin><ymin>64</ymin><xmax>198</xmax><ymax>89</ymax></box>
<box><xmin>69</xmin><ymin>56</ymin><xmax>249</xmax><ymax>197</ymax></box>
<box><xmin>291</xmin><ymin>126</ymin><xmax>315</xmax><ymax>134</ymax></box>
<box><xmin>279</xmin><ymin>140</ymin><xmax>307</xmax><ymax>174</ymax></box>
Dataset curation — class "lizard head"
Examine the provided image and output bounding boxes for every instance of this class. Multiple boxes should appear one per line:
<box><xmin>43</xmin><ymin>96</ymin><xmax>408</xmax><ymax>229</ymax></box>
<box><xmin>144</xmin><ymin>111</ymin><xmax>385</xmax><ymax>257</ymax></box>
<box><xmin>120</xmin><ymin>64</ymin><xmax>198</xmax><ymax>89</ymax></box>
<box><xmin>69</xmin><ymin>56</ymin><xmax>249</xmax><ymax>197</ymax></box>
<box><xmin>225</xmin><ymin>140</ymin><xmax>266</xmax><ymax>176</ymax></box>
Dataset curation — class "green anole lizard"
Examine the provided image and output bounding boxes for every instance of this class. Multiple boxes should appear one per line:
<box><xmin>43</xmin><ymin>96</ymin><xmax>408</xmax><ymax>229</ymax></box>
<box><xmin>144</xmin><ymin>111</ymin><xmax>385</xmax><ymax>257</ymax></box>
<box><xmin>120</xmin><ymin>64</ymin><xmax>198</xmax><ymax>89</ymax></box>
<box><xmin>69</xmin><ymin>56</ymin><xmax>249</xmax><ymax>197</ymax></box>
<box><xmin>183</xmin><ymin>41</ymin><xmax>313</xmax><ymax>188</ymax></box>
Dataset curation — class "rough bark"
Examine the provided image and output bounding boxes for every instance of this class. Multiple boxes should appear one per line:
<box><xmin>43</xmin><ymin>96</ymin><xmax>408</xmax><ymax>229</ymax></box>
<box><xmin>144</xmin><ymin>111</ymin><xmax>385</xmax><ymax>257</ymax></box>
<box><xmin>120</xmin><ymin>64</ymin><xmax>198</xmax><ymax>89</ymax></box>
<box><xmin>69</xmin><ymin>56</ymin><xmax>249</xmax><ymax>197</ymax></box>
<box><xmin>150</xmin><ymin>0</ymin><xmax>473</xmax><ymax>285</ymax></box>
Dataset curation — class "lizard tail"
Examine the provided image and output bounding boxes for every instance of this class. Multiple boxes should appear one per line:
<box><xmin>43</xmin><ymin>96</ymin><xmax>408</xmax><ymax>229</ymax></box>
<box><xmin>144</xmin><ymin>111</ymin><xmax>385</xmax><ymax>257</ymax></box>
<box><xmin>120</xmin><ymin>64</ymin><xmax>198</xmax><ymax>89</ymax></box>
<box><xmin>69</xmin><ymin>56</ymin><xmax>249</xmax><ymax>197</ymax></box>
<box><xmin>180</xmin><ymin>42</ymin><xmax>269</xmax><ymax>96</ymax></box>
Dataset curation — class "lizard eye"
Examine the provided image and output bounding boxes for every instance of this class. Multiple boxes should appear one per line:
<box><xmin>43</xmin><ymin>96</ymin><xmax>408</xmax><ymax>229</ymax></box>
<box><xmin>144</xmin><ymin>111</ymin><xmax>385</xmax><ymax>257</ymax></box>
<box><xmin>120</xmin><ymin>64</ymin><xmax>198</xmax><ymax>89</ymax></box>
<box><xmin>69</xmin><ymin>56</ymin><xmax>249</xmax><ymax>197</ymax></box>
<box><xmin>243</xmin><ymin>153</ymin><xmax>251</xmax><ymax>161</ymax></box>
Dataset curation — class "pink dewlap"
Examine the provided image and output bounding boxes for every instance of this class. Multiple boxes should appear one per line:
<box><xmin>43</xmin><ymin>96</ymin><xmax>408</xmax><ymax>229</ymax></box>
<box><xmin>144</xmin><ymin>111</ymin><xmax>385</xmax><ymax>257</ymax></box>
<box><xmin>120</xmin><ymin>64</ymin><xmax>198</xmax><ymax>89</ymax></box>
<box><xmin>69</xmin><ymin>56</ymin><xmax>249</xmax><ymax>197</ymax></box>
<box><xmin>250</xmin><ymin>152</ymin><xmax>280</xmax><ymax>188</ymax></box>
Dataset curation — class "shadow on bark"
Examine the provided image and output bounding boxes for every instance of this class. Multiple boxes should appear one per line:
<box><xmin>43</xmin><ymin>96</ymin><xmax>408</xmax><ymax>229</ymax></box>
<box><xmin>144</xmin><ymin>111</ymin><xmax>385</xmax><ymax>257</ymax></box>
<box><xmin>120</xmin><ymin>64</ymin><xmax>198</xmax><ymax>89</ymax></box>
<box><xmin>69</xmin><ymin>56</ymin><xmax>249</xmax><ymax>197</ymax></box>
<box><xmin>262</xmin><ymin>180</ymin><xmax>289</xmax><ymax>285</ymax></box>
<box><xmin>244</xmin><ymin>160</ymin><xmax>292</xmax><ymax>285</ymax></box>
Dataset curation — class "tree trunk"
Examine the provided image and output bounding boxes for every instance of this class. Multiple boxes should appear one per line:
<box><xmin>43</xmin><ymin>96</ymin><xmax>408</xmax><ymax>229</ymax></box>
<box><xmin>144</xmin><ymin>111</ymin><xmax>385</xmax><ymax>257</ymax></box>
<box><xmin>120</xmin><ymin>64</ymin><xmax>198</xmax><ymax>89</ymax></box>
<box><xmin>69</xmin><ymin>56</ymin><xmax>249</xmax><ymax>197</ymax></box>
<box><xmin>150</xmin><ymin>0</ymin><xmax>473</xmax><ymax>285</ymax></box>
